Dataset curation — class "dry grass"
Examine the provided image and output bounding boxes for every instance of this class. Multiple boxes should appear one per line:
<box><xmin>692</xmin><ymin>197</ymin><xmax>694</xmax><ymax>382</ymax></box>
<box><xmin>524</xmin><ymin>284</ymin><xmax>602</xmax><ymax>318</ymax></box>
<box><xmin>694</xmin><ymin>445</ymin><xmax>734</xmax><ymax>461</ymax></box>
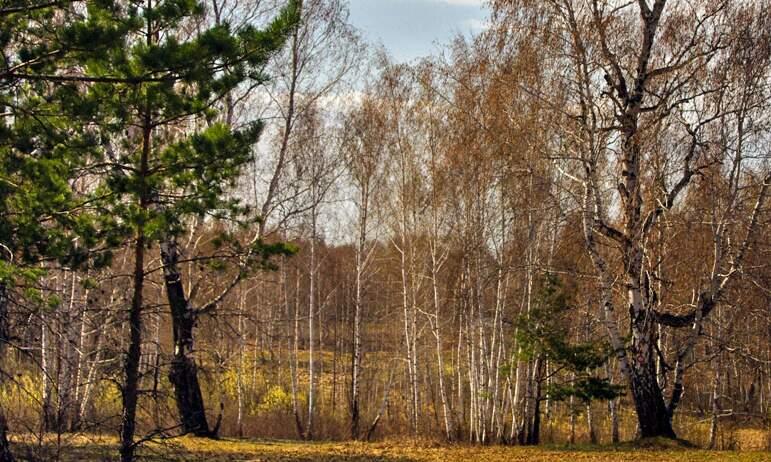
<box><xmin>11</xmin><ymin>434</ymin><xmax>771</xmax><ymax>462</ymax></box>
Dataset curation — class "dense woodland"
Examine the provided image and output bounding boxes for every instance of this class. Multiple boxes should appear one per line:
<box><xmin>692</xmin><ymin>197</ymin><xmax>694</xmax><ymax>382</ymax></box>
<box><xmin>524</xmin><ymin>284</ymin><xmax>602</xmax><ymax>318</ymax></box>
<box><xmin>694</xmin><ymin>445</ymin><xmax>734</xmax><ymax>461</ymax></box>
<box><xmin>0</xmin><ymin>0</ymin><xmax>770</xmax><ymax>461</ymax></box>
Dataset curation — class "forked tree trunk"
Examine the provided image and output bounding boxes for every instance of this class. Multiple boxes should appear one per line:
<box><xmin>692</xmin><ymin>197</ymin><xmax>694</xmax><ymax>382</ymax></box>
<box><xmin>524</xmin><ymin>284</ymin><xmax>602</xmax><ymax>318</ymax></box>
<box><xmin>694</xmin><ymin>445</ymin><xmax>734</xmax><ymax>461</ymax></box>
<box><xmin>160</xmin><ymin>239</ymin><xmax>211</xmax><ymax>437</ymax></box>
<box><xmin>628</xmin><ymin>284</ymin><xmax>676</xmax><ymax>439</ymax></box>
<box><xmin>365</xmin><ymin>367</ymin><xmax>394</xmax><ymax>441</ymax></box>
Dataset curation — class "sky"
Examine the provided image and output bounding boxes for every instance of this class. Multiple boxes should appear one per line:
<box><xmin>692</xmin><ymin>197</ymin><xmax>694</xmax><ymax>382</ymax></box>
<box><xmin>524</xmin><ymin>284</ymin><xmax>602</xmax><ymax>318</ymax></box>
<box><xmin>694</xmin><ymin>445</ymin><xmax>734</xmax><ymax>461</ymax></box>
<box><xmin>347</xmin><ymin>0</ymin><xmax>489</xmax><ymax>62</ymax></box>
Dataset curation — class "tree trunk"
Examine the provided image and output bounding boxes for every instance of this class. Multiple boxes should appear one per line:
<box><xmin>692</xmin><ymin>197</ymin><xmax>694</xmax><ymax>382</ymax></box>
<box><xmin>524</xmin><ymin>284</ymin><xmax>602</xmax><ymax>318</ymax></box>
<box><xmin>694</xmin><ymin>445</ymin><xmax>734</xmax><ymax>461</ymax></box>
<box><xmin>606</xmin><ymin>363</ymin><xmax>619</xmax><ymax>444</ymax></box>
<box><xmin>528</xmin><ymin>398</ymin><xmax>541</xmax><ymax>446</ymax></box>
<box><xmin>160</xmin><ymin>239</ymin><xmax>211</xmax><ymax>437</ymax></box>
<box><xmin>627</xmin><ymin>282</ymin><xmax>676</xmax><ymax>439</ymax></box>
<box><xmin>708</xmin><ymin>364</ymin><xmax>720</xmax><ymax>449</ymax></box>
<box><xmin>398</xmin><ymin>237</ymin><xmax>419</xmax><ymax>436</ymax></box>
<box><xmin>365</xmin><ymin>368</ymin><xmax>394</xmax><ymax>441</ymax></box>
<box><xmin>41</xmin><ymin>307</ymin><xmax>54</xmax><ymax>432</ymax></box>
<box><xmin>71</xmin><ymin>279</ymin><xmax>91</xmax><ymax>432</ymax></box>
<box><xmin>568</xmin><ymin>372</ymin><xmax>576</xmax><ymax>445</ymax></box>
<box><xmin>526</xmin><ymin>356</ymin><xmax>543</xmax><ymax>445</ymax></box>
<box><xmin>0</xmin><ymin>283</ymin><xmax>15</xmax><ymax>462</ymax></box>
<box><xmin>306</xmin><ymin>210</ymin><xmax>316</xmax><ymax>440</ymax></box>
<box><xmin>569</xmin><ymin>395</ymin><xmax>576</xmax><ymax>444</ymax></box>
<box><xmin>628</xmin><ymin>362</ymin><xmax>676</xmax><ymax>439</ymax></box>
<box><xmin>431</xmin><ymin>271</ymin><xmax>453</xmax><ymax>441</ymax></box>
<box><xmin>289</xmin><ymin>267</ymin><xmax>304</xmax><ymax>438</ymax></box>
<box><xmin>350</xmin><ymin>184</ymin><xmax>367</xmax><ymax>439</ymax></box>
<box><xmin>236</xmin><ymin>288</ymin><xmax>246</xmax><ymax>438</ymax></box>
<box><xmin>586</xmin><ymin>402</ymin><xmax>597</xmax><ymax>444</ymax></box>
<box><xmin>0</xmin><ymin>411</ymin><xmax>12</xmax><ymax>462</ymax></box>
<box><xmin>120</xmin><ymin>113</ymin><xmax>152</xmax><ymax>462</ymax></box>
<box><xmin>120</xmin><ymin>233</ymin><xmax>145</xmax><ymax>462</ymax></box>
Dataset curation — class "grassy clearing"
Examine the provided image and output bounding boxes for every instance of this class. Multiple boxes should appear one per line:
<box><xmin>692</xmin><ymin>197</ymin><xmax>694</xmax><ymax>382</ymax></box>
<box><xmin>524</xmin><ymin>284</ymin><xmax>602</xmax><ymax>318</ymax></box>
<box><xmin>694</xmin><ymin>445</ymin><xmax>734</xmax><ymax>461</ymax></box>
<box><xmin>11</xmin><ymin>435</ymin><xmax>770</xmax><ymax>462</ymax></box>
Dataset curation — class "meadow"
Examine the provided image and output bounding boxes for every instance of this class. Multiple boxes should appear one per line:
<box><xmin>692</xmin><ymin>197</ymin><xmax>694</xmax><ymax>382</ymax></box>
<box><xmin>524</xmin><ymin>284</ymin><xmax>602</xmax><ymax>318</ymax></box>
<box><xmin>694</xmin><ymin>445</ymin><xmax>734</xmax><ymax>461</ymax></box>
<box><xmin>9</xmin><ymin>434</ymin><xmax>770</xmax><ymax>462</ymax></box>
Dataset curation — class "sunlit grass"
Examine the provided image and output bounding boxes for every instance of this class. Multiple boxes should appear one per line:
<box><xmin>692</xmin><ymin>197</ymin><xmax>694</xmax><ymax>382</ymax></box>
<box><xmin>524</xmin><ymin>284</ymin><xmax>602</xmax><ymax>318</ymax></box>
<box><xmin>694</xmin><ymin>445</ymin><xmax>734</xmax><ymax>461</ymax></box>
<box><xmin>11</xmin><ymin>434</ymin><xmax>771</xmax><ymax>461</ymax></box>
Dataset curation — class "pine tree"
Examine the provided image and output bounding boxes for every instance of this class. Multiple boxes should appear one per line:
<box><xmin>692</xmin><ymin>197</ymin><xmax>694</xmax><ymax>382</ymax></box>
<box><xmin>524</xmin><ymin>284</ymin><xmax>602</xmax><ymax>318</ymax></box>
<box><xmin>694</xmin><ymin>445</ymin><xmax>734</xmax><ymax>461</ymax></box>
<box><xmin>0</xmin><ymin>3</ymin><xmax>122</xmax><ymax>458</ymax></box>
<box><xmin>59</xmin><ymin>1</ymin><xmax>300</xmax><ymax>457</ymax></box>
<box><xmin>516</xmin><ymin>274</ymin><xmax>623</xmax><ymax>444</ymax></box>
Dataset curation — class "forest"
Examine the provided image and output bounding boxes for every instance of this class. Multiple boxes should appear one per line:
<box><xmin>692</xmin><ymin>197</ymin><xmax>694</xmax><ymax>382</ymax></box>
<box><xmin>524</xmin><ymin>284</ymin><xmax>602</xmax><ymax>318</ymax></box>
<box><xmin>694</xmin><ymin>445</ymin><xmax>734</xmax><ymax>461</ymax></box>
<box><xmin>0</xmin><ymin>0</ymin><xmax>770</xmax><ymax>461</ymax></box>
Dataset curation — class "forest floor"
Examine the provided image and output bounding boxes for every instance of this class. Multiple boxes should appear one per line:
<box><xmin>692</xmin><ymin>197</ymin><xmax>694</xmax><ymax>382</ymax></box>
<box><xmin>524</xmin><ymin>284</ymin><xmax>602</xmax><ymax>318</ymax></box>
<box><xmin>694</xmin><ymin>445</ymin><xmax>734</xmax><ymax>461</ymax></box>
<box><xmin>11</xmin><ymin>435</ymin><xmax>771</xmax><ymax>461</ymax></box>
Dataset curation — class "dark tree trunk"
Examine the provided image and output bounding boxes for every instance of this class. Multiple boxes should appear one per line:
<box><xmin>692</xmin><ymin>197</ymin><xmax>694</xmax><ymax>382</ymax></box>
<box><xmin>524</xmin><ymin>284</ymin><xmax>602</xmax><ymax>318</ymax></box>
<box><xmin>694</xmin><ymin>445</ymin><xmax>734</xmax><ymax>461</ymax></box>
<box><xmin>526</xmin><ymin>357</ymin><xmax>543</xmax><ymax>445</ymax></box>
<box><xmin>628</xmin><ymin>312</ymin><xmax>676</xmax><ymax>439</ymax></box>
<box><xmin>631</xmin><ymin>369</ymin><xmax>676</xmax><ymax>438</ymax></box>
<box><xmin>629</xmin><ymin>368</ymin><xmax>675</xmax><ymax>438</ymax></box>
<box><xmin>160</xmin><ymin>239</ymin><xmax>211</xmax><ymax>437</ymax></box>
<box><xmin>0</xmin><ymin>413</ymin><xmax>12</xmax><ymax>462</ymax></box>
<box><xmin>120</xmin><ymin>116</ymin><xmax>152</xmax><ymax>462</ymax></box>
<box><xmin>120</xmin><ymin>234</ymin><xmax>145</xmax><ymax>462</ymax></box>
<box><xmin>527</xmin><ymin>399</ymin><xmax>542</xmax><ymax>446</ymax></box>
<box><xmin>0</xmin><ymin>284</ymin><xmax>15</xmax><ymax>462</ymax></box>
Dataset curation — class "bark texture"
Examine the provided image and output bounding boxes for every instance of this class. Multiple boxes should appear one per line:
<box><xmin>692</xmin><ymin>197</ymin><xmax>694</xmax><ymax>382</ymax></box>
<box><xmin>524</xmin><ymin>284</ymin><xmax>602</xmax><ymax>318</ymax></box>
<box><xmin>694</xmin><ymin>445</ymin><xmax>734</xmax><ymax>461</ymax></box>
<box><xmin>160</xmin><ymin>239</ymin><xmax>212</xmax><ymax>437</ymax></box>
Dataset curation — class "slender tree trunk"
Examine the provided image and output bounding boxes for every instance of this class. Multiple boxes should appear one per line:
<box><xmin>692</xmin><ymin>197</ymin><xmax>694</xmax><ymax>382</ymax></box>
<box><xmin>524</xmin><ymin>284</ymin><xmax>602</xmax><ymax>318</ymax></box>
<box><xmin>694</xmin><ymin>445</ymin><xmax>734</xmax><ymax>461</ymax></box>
<box><xmin>365</xmin><ymin>368</ymin><xmax>394</xmax><ymax>441</ymax></box>
<box><xmin>159</xmin><ymin>239</ymin><xmax>211</xmax><ymax>437</ymax></box>
<box><xmin>290</xmin><ymin>268</ymin><xmax>304</xmax><ymax>438</ymax></box>
<box><xmin>606</xmin><ymin>363</ymin><xmax>619</xmax><ymax>444</ymax></box>
<box><xmin>71</xmin><ymin>281</ymin><xmax>90</xmax><ymax>432</ymax></box>
<box><xmin>57</xmin><ymin>272</ymin><xmax>79</xmax><ymax>432</ymax></box>
<box><xmin>119</xmin><ymin>107</ymin><xmax>153</xmax><ymax>462</ymax></box>
<box><xmin>350</xmin><ymin>183</ymin><xmax>368</xmax><ymax>439</ymax></box>
<box><xmin>431</xmin><ymin>259</ymin><xmax>453</xmax><ymax>441</ymax></box>
<box><xmin>150</xmin><ymin>308</ymin><xmax>161</xmax><ymax>428</ymax></box>
<box><xmin>41</xmin><ymin>307</ymin><xmax>53</xmax><ymax>432</ymax></box>
<box><xmin>569</xmin><ymin>373</ymin><xmax>576</xmax><ymax>445</ymax></box>
<box><xmin>78</xmin><ymin>345</ymin><xmax>101</xmax><ymax>426</ymax></box>
<box><xmin>258</xmin><ymin>1</ymin><xmax>301</xmax><ymax>238</ymax></box>
<box><xmin>78</xmin><ymin>293</ymin><xmax>108</xmax><ymax>426</ymax></box>
<box><xmin>236</xmin><ymin>287</ymin><xmax>245</xmax><ymax>438</ymax></box>
<box><xmin>489</xmin><ymin>268</ymin><xmax>506</xmax><ymax>443</ymax></box>
<box><xmin>398</xmin><ymin>238</ymin><xmax>418</xmax><ymax>436</ymax></box>
<box><xmin>409</xmin><ymin>261</ymin><xmax>419</xmax><ymax>437</ymax></box>
<box><xmin>306</xmin><ymin>207</ymin><xmax>316</xmax><ymax>440</ymax></box>
<box><xmin>510</xmin><ymin>343</ymin><xmax>523</xmax><ymax>443</ymax></box>
<box><xmin>708</xmin><ymin>362</ymin><xmax>721</xmax><ymax>449</ymax></box>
